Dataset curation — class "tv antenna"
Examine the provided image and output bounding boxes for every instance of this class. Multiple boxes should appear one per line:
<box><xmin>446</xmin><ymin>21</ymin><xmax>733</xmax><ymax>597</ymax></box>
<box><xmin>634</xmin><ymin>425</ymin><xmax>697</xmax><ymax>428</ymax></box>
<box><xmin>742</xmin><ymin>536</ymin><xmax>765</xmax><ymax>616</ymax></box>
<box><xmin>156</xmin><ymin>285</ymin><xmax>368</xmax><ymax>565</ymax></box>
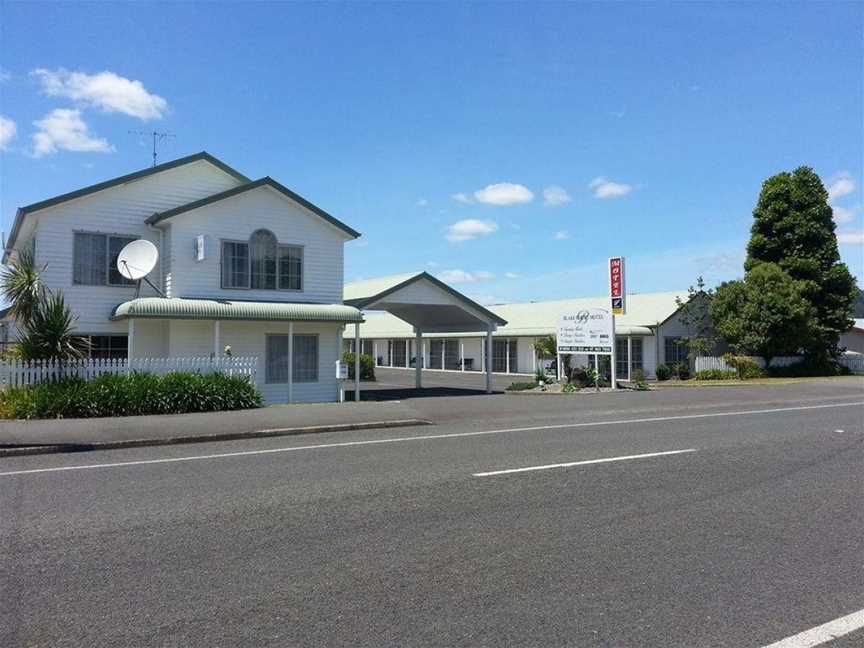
<box><xmin>129</xmin><ymin>130</ymin><xmax>175</xmax><ymax>167</ymax></box>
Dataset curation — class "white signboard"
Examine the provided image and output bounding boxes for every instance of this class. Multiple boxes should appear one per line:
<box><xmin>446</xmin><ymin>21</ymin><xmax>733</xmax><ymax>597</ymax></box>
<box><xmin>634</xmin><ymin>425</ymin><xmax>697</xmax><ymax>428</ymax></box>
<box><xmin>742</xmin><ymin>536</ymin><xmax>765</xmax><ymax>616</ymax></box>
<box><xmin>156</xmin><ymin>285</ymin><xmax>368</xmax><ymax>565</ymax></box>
<box><xmin>336</xmin><ymin>361</ymin><xmax>349</xmax><ymax>380</ymax></box>
<box><xmin>557</xmin><ymin>308</ymin><xmax>614</xmax><ymax>354</ymax></box>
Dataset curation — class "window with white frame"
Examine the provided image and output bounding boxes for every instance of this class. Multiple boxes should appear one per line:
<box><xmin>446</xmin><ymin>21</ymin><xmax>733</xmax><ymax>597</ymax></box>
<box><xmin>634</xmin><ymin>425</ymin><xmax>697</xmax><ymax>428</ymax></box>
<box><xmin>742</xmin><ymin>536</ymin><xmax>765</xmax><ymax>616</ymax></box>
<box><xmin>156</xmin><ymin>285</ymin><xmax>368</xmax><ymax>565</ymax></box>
<box><xmin>73</xmin><ymin>232</ymin><xmax>137</xmax><ymax>286</ymax></box>
<box><xmin>86</xmin><ymin>334</ymin><xmax>128</xmax><ymax>359</ymax></box>
<box><xmin>221</xmin><ymin>230</ymin><xmax>303</xmax><ymax>291</ymax></box>
<box><xmin>615</xmin><ymin>338</ymin><xmax>629</xmax><ymax>378</ymax></box>
<box><xmin>631</xmin><ymin>338</ymin><xmax>643</xmax><ymax>371</ymax></box>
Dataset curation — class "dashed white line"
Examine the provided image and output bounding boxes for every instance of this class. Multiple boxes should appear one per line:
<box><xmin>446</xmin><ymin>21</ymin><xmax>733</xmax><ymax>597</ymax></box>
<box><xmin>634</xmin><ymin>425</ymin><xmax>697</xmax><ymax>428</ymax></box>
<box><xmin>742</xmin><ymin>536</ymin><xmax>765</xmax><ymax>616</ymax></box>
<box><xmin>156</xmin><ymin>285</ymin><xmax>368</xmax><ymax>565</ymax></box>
<box><xmin>762</xmin><ymin>608</ymin><xmax>864</xmax><ymax>648</ymax></box>
<box><xmin>473</xmin><ymin>448</ymin><xmax>697</xmax><ymax>477</ymax></box>
<box><xmin>0</xmin><ymin>400</ymin><xmax>861</xmax><ymax>477</ymax></box>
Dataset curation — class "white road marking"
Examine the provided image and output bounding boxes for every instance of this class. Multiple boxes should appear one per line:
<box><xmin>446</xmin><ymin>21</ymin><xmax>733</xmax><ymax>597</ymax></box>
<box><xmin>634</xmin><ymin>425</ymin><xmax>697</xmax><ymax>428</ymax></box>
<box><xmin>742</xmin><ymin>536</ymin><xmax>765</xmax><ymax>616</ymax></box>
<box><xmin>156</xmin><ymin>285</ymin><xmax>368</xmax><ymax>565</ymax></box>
<box><xmin>762</xmin><ymin>608</ymin><xmax>864</xmax><ymax>648</ymax></box>
<box><xmin>0</xmin><ymin>400</ymin><xmax>861</xmax><ymax>478</ymax></box>
<box><xmin>473</xmin><ymin>448</ymin><xmax>697</xmax><ymax>477</ymax></box>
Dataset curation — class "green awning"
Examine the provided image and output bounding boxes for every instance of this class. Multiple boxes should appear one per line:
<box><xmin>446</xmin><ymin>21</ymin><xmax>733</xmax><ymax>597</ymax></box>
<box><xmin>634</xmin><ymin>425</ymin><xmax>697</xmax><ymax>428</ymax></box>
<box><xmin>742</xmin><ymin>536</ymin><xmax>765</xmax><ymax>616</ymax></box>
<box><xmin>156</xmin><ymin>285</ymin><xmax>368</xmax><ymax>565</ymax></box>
<box><xmin>111</xmin><ymin>297</ymin><xmax>363</xmax><ymax>323</ymax></box>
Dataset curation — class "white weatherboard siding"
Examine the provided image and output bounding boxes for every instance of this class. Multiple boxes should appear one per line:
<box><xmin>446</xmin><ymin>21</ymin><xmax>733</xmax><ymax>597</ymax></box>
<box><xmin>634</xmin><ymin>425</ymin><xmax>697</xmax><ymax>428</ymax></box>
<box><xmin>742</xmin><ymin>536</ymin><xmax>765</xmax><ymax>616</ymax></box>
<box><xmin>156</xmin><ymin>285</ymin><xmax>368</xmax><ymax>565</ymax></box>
<box><xmin>28</xmin><ymin>160</ymin><xmax>244</xmax><ymax>332</ymax></box>
<box><xmin>161</xmin><ymin>320</ymin><xmax>342</xmax><ymax>404</ymax></box>
<box><xmin>165</xmin><ymin>186</ymin><xmax>346</xmax><ymax>304</ymax></box>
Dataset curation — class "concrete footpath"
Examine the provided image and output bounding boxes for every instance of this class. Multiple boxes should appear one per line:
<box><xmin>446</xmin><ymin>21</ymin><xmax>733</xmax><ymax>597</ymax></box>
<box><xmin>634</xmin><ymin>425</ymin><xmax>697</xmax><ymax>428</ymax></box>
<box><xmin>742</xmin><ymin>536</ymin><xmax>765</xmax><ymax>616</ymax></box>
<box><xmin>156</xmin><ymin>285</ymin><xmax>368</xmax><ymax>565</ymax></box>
<box><xmin>0</xmin><ymin>401</ymin><xmax>429</xmax><ymax>456</ymax></box>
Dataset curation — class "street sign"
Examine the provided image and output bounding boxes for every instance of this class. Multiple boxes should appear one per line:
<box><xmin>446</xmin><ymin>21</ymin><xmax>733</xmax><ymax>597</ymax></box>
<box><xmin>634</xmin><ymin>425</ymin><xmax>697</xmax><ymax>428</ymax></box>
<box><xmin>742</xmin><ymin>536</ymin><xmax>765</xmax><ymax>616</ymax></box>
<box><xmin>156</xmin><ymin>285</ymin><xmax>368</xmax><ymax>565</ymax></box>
<box><xmin>609</xmin><ymin>256</ymin><xmax>625</xmax><ymax>315</ymax></box>
<box><xmin>556</xmin><ymin>308</ymin><xmax>614</xmax><ymax>354</ymax></box>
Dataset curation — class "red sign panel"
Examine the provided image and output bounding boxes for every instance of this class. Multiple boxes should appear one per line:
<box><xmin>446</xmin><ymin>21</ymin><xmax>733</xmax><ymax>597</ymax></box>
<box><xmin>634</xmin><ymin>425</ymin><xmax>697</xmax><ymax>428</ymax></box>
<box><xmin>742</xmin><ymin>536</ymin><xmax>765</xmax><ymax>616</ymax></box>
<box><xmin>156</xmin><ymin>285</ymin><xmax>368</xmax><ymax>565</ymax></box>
<box><xmin>609</xmin><ymin>257</ymin><xmax>625</xmax><ymax>315</ymax></box>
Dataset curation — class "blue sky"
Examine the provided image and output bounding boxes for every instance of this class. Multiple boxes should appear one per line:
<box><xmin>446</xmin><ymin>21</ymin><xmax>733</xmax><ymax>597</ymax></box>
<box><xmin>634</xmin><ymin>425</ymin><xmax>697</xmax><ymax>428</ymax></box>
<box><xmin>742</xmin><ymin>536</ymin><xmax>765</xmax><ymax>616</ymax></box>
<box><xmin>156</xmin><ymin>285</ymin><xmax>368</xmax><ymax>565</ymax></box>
<box><xmin>1</xmin><ymin>1</ymin><xmax>861</xmax><ymax>305</ymax></box>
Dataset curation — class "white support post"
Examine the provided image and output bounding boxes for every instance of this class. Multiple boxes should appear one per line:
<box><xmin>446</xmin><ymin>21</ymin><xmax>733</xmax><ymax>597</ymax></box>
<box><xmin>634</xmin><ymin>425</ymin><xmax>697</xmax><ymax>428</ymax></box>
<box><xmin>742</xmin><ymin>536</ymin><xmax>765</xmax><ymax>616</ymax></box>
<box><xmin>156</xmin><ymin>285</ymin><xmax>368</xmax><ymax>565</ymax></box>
<box><xmin>440</xmin><ymin>340</ymin><xmax>445</xmax><ymax>371</ymax></box>
<box><xmin>213</xmin><ymin>320</ymin><xmax>221</xmax><ymax>358</ymax></box>
<box><xmin>405</xmin><ymin>338</ymin><xmax>410</xmax><ymax>368</ymax></box>
<box><xmin>460</xmin><ymin>341</ymin><xmax>465</xmax><ymax>372</ymax></box>
<box><xmin>422</xmin><ymin>341</ymin><xmax>427</xmax><ymax>369</ymax></box>
<box><xmin>288</xmin><ymin>322</ymin><xmax>294</xmax><ymax>404</ymax></box>
<box><xmin>128</xmin><ymin>319</ymin><xmax>135</xmax><ymax>364</ymax></box>
<box><xmin>627</xmin><ymin>335</ymin><xmax>633</xmax><ymax>382</ymax></box>
<box><xmin>505</xmin><ymin>339</ymin><xmax>510</xmax><ymax>374</ymax></box>
<box><xmin>415</xmin><ymin>329</ymin><xmax>422</xmax><ymax>388</ymax></box>
<box><xmin>485</xmin><ymin>325</ymin><xmax>493</xmax><ymax>394</ymax></box>
<box><xmin>374</xmin><ymin>341</ymin><xmax>378</xmax><ymax>367</ymax></box>
<box><xmin>533</xmin><ymin>338</ymin><xmax>537</xmax><ymax>373</ymax></box>
<box><xmin>354</xmin><ymin>323</ymin><xmax>361</xmax><ymax>403</ymax></box>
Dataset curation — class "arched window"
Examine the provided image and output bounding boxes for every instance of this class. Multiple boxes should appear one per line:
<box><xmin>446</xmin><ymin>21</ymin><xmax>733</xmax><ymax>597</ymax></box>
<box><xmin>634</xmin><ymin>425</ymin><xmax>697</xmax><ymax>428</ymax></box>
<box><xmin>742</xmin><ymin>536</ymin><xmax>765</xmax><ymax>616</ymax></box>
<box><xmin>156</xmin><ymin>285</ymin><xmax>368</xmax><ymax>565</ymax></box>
<box><xmin>250</xmin><ymin>229</ymin><xmax>277</xmax><ymax>290</ymax></box>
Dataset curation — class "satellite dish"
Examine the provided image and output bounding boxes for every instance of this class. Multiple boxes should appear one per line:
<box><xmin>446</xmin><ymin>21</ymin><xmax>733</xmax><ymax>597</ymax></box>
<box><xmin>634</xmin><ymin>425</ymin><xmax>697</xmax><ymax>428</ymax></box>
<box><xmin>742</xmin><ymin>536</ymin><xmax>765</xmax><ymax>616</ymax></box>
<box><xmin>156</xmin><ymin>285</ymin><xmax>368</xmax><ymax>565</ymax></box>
<box><xmin>117</xmin><ymin>239</ymin><xmax>159</xmax><ymax>280</ymax></box>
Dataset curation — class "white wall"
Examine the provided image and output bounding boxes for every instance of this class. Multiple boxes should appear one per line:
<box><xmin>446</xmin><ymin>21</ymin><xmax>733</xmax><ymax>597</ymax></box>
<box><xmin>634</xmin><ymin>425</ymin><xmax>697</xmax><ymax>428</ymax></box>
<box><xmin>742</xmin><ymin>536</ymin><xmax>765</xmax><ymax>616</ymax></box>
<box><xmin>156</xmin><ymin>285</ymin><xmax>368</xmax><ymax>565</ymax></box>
<box><xmin>27</xmin><ymin>160</ymin><xmax>243</xmax><ymax>332</ymax></box>
<box><xmin>164</xmin><ymin>320</ymin><xmax>341</xmax><ymax>404</ymax></box>
<box><xmin>166</xmin><ymin>185</ymin><xmax>348</xmax><ymax>304</ymax></box>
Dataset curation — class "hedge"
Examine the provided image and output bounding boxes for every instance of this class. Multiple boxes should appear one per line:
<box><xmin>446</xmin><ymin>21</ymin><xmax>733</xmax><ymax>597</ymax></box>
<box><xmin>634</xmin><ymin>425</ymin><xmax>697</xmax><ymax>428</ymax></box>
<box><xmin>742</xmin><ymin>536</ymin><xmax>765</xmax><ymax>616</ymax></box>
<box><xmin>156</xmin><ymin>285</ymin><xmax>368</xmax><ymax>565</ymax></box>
<box><xmin>694</xmin><ymin>369</ymin><xmax>738</xmax><ymax>381</ymax></box>
<box><xmin>0</xmin><ymin>371</ymin><xmax>262</xmax><ymax>420</ymax></box>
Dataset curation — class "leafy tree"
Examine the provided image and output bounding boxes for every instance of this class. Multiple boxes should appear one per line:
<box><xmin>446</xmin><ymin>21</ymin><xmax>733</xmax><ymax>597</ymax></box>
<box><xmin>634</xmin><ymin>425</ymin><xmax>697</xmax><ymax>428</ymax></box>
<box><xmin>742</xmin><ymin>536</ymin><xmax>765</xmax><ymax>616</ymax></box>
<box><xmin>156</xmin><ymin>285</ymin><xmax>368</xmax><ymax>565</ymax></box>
<box><xmin>711</xmin><ymin>263</ymin><xmax>814</xmax><ymax>367</ymax></box>
<box><xmin>1</xmin><ymin>248</ymin><xmax>46</xmax><ymax>326</ymax></box>
<box><xmin>16</xmin><ymin>292</ymin><xmax>90</xmax><ymax>362</ymax></box>
<box><xmin>745</xmin><ymin>166</ymin><xmax>858</xmax><ymax>360</ymax></box>
<box><xmin>674</xmin><ymin>276</ymin><xmax>716</xmax><ymax>363</ymax></box>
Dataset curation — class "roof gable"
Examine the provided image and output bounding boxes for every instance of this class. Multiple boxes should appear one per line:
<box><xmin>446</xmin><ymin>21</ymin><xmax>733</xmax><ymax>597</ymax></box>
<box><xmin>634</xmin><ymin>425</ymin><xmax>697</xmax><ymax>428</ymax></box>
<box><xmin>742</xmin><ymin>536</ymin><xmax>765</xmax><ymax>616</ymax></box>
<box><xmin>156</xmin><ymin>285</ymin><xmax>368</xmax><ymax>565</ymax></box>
<box><xmin>145</xmin><ymin>177</ymin><xmax>361</xmax><ymax>239</ymax></box>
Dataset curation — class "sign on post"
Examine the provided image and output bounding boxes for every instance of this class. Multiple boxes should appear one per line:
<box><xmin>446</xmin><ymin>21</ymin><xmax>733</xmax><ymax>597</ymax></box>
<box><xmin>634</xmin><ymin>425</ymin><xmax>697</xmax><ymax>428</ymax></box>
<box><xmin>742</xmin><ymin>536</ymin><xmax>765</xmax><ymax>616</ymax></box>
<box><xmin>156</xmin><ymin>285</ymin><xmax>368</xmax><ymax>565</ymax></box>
<box><xmin>557</xmin><ymin>309</ymin><xmax>614</xmax><ymax>354</ymax></box>
<box><xmin>609</xmin><ymin>256</ymin><xmax>625</xmax><ymax>315</ymax></box>
<box><xmin>336</xmin><ymin>361</ymin><xmax>349</xmax><ymax>380</ymax></box>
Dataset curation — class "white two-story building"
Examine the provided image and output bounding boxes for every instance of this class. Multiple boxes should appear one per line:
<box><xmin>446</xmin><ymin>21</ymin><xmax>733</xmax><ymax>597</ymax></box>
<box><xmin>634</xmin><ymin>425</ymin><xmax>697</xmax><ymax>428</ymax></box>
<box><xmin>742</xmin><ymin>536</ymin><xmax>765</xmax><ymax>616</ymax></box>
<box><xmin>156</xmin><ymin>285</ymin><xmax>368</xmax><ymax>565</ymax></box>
<box><xmin>3</xmin><ymin>152</ymin><xmax>365</xmax><ymax>404</ymax></box>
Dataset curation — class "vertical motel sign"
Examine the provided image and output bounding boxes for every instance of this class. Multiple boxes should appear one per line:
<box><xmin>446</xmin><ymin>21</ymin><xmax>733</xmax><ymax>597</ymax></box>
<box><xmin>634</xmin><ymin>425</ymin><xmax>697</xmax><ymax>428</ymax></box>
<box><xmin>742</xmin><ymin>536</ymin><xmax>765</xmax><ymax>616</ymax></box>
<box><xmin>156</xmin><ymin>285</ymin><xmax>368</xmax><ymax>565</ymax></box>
<box><xmin>609</xmin><ymin>257</ymin><xmax>625</xmax><ymax>315</ymax></box>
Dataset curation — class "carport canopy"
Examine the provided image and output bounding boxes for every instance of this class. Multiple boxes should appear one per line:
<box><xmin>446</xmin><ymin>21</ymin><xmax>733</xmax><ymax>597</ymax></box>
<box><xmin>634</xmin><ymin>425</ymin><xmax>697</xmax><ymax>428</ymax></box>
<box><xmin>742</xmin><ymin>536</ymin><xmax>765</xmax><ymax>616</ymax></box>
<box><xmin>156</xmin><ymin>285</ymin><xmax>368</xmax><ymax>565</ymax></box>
<box><xmin>343</xmin><ymin>272</ymin><xmax>508</xmax><ymax>393</ymax></box>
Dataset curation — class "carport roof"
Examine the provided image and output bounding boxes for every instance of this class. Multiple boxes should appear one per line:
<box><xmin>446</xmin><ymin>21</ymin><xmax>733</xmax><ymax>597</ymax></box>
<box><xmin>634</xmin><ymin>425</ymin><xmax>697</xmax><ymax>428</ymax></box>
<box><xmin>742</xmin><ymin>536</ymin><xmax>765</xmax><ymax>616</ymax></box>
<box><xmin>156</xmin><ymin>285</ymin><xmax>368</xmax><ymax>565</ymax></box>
<box><xmin>344</xmin><ymin>272</ymin><xmax>507</xmax><ymax>327</ymax></box>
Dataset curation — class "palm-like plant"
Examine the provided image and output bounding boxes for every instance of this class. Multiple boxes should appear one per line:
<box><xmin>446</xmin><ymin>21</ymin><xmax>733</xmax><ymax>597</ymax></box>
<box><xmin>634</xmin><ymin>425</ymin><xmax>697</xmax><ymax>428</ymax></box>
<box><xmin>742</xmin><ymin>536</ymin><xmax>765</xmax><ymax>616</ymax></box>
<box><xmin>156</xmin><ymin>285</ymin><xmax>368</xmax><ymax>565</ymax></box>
<box><xmin>1</xmin><ymin>248</ymin><xmax>46</xmax><ymax>326</ymax></box>
<box><xmin>17</xmin><ymin>292</ymin><xmax>90</xmax><ymax>361</ymax></box>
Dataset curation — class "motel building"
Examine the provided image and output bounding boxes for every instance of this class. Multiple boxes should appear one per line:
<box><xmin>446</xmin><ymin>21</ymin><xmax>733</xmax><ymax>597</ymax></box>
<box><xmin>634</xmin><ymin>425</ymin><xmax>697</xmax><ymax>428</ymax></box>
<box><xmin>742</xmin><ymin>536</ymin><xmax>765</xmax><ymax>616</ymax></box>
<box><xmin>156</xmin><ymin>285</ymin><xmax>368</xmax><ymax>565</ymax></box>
<box><xmin>344</xmin><ymin>272</ymin><xmax>697</xmax><ymax>382</ymax></box>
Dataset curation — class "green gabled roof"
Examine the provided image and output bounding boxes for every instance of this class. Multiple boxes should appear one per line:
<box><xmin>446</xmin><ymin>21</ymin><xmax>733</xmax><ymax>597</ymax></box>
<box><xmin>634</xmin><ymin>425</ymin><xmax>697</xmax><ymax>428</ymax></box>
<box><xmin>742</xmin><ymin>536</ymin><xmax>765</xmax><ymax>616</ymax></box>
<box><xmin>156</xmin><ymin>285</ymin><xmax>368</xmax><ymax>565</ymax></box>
<box><xmin>343</xmin><ymin>271</ymin><xmax>507</xmax><ymax>325</ymax></box>
<box><xmin>111</xmin><ymin>298</ymin><xmax>364</xmax><ymax>323</ymax></box>
<box><xmin>145</xmin><ymin>177</ymin><xmax>361</xmax><ymax>239</ymax></box>
<box><xmin>4</xmin><ymin>152</ymin><xmax>250</xmax><ymax>263</ymax></box>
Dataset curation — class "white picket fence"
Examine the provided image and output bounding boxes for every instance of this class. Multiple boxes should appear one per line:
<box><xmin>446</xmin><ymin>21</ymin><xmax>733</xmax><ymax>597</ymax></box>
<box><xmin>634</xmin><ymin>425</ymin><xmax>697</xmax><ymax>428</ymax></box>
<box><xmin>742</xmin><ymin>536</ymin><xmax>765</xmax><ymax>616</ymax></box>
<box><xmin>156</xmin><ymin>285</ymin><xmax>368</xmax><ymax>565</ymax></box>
<box><xmin>695</xmin><ymin>354</ymin><xmax>864</xmax><ymax>374</ymax></box>
<box><xmin>0</xmin><ymin>356</ymin><xmax>258</xmax><ymax>389</ymax></box>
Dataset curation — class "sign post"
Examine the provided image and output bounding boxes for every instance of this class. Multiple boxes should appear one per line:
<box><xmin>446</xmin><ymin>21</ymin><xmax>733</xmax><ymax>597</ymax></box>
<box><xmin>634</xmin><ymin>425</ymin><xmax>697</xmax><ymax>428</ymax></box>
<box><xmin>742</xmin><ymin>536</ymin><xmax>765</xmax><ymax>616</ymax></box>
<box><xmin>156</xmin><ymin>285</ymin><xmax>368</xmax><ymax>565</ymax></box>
<box><xmin>608</xmin><ymin>257</ymin><xmax>626</xmax><ymax>390</ymax></box>
<box><xmin>557</xmin><ymin>308</ymin><xmax>614</xmax><ymax>389</ymax></box>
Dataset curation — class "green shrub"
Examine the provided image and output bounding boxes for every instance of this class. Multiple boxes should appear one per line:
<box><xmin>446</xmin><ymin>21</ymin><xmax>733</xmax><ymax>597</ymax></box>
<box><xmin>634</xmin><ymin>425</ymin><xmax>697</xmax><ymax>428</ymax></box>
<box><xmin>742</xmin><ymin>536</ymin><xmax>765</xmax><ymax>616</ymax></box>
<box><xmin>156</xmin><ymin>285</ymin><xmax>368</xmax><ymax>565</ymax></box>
<box><xmin>562</xmin><ymin>382</ymin><xmax>579</xmax><ymax>393</ymax></box>
<box><xmin>766</xmin><ymin>359</ymin><xmax>850</xmax><ymax>377</ymax></box>
<box><xmin>506</xmin><ymin>381</ymin><xmax>537</xmax><ymax>391</ymax></box>
<box><xmin>694</xmin><ymin>369</ymin><xmax>739</xmax><ymax>381</ymax></box>
<box><xmin>631</xmin><ymin>368</ymin><xmax>650</xmax><ymax>390</ymax></box>
<box><xmin>0</xmin><ymin>371</ymin><xmax>262</xmax><ymax>420</ymax></box>
<box><xmin>534</xmin><ymin>368</ymin><xmax>552</xmax><ymax>384</ymax></box>
<box><xmin>722</xmin><ymin>354</ymin><xmax>765</xmax><ymax>379</ymax></box>
<box><xmin>655</xmin><ymin>364</ymin><xmax>672</xmax><ymax>381</ymax></box>
<box><xmin>673</xmin><ymin>362</ymin><xmax>691</xmax><ymax>380</ymax></box>
<box><xmin>342</xmin><ymin>352</ymin><xmax>376</xmax><ymax>380</ymax></box>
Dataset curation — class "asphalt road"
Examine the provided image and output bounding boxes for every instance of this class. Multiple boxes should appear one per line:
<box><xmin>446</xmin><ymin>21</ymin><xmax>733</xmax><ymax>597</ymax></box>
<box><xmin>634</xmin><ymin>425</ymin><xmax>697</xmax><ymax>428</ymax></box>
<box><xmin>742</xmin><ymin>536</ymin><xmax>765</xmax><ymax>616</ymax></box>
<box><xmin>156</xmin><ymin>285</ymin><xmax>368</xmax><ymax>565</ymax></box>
<box><xmin>1</xmin><ymin>379</ymin><xmax>863</xmax><ymax>647</ymax></box>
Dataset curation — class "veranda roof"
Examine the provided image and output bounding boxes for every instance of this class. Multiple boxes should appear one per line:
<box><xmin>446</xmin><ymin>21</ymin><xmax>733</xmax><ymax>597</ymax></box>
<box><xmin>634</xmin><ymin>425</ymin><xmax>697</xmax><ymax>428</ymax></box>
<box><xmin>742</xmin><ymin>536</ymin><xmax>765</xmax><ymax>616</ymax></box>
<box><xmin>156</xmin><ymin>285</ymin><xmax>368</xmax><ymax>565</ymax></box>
<box><xmin>111</xmin><ymin>297</ymin><xmax>363</xmax><ymax>323</ymax></box>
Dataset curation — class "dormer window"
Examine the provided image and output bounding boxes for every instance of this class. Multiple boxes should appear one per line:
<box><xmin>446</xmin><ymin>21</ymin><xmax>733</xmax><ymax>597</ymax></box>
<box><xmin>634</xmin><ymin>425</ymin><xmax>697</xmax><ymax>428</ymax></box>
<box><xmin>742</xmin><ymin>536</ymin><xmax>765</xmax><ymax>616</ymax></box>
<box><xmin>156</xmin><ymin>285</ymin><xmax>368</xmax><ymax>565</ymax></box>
<box><xmin>221</xmin><ymin>230</ymin><xmax>303</xmax><ymax>291</ymax></box>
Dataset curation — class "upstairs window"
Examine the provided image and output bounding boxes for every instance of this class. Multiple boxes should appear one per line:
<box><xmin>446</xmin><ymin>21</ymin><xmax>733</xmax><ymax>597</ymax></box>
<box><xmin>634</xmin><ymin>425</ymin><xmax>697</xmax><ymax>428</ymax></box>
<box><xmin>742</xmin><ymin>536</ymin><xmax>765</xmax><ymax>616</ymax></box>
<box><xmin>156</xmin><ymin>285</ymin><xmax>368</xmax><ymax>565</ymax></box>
<box><xmin>221</xmin><ymin>230</ymin><xmax>303</xmax><ymax>291</ymax></box>
<box><xmin>73</xmin><ymin>232</ymin><xmax>137</xmax><ymax>286</ymax></box>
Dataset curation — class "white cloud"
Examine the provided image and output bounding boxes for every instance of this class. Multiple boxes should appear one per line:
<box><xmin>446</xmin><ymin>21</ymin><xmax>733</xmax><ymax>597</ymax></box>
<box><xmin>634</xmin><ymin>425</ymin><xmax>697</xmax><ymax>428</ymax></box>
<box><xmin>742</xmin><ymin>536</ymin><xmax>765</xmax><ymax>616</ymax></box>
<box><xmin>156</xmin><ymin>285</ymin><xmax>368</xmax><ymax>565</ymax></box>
<box><xmin>828</xmin><ymin>171</ymin><xmax>856</xmax><ymax>202</ymax></box>
<box><xmin>426</xmin><ymin>261</ymin><xmax>439</xmax><ymax>268</ymax></box>
<box><xmin>474</xmin><ymin>182</ymin><xmax>534</xmax><ymax>206</ymax></box>
<box><xmin>833</xmin><ymin>204</ymin><xmax>859</xmax><ymax>225</ymax></box>
<box><xmin>32</xmin><ymin>68</ymin><xmax>168</xmax><ymax>120</ymax></box>
<box><xmin>31</xmin><ymin>108</ymin><xmax>113</xmax><ymax>157</ymax></box>
<box><xmin>837</xmin><ymin>230</ymin><xmax>864</xmax><ymax>245</ymax></box>
<box><xmin>451</xmin><ymin>192</ymin><xmax>472</xmax><ymax>204</ymax></box>
<box><xmin>0</xmin><ymin>115</ymin><xmax>17</xmax><ymax>150</ymax></box>
<box><xmin>416</xmin><ymin>198</ymin><xmax>428</xmax><ymax>207</ymax></box>
<box><xmin>445</xmin><ymin>218</ymin><xmax>498</xmax><ymax>242</ymax></box>
<box><xmin>543</xmin><ymin>185</ymin><xmax>571</xmax><ymax>206</ymax></box>
<box><xmin>0</xmin><ymin>68</ymin><xmax>11</xmax><ymax>83</ymax></box>
<box><xmin>438</xmin><ymin>269</ymin><xmax>494</xmax><ymax>283</ymax></box>
<box><xmin>589</xmin><ymin>176</ymin><xmax>632</xmax><ymax>199</ymax></box>
<box><xmin>504</xmin><ymin>272</ymin><xmax>520</xmax><ymax>279</ymax></box>
<box><xmin>553</xmin><ymin>230</ymin><xmax>570</xmax><ymax>240</ymax></box>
